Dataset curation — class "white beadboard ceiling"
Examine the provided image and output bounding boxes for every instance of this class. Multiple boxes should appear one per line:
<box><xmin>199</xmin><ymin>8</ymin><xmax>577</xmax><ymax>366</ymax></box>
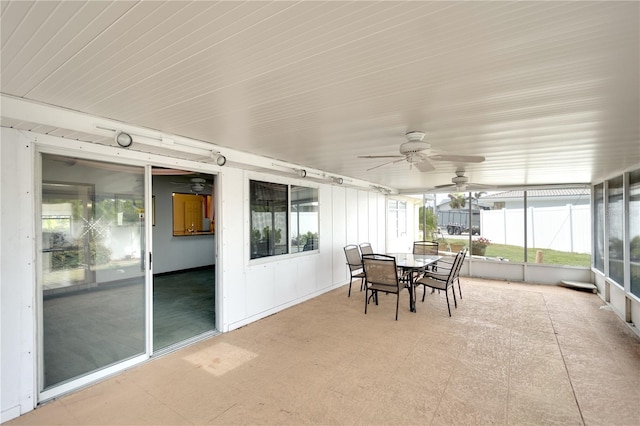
<box><xmin>1</xmin><ymin>1</ymin><xmax>638</xmax><ymax>192</ymax></box>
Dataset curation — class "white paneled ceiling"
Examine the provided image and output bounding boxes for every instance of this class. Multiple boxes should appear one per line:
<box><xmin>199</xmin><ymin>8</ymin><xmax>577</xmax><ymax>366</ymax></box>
<box><xmin>1</xmin><ymin>1</ymin><xmax>638</xmax><ymax>192</ymax></box>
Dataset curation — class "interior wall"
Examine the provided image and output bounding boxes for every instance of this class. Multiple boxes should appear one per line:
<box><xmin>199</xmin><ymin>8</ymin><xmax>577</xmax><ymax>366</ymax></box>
<box><xmin>152</xmin><ymin>175</ymin><xmax>216</xmax><ymax>274</ymax></box>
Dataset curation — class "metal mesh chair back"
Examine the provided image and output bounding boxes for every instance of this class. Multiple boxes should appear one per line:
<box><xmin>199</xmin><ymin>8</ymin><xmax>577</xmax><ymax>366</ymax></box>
<box><xmin>414</xmin><ymin>249</ymin><xmax>465</xmax><ymax>316</ymax></box>
<box><xmin>344</xmin><ymin>245</ymin><xmax>363</xmax><ymax>272</ymax></box>
<box><xmin>359</xmin><ymin>242</ymin><xmax>374</xmax><ymax>256</ymax></box>
<box><xmin>344</xmin><ymin>245</ymin><xmax>366</xmax><ymax>297</ymax></box>
<box><xmin>362</xmin><ymin>254</ymin><xmax>408</xmax><ymax>320</ymax></box>
<box><xmin>362</xmin><ymin>254</ymin><xmax>398</xmax><ymax>287</ymax></box>
<box><xmin>413</xmin><ymin>240</ymin><xmax>439</xmax><ymax>255</ymax></box>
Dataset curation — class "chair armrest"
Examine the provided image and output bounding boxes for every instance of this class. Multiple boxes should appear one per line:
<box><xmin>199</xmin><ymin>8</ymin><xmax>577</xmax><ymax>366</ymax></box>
<box><xmin>423</xmin><ymin>270</ymin><xmax>450</xmax><ymax>281</ymax></box>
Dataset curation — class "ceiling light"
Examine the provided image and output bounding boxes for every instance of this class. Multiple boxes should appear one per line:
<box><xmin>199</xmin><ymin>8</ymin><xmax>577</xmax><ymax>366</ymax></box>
<box><xmin>330</xmin><ymin>176</ymin><xmax>344</xmax><ymax>185</ymax></box>
<box><xmin>294</xmin><ymin>168</ymin><xmax>307</xmax><ymax>178</ymax></box>
<box><xmin>371</xmin><ymin>185</ymin><xmax>391</xmax><ymax>195</ymax></box>
<box><xmin>115</xmin><ymin>131</ymin><xmax>132</xmax><ymax>147</ymax></box>
<box><xmin>211</xmin><ymin>151</ymin><xmax>226</xmax><ymax>166</ymax></box>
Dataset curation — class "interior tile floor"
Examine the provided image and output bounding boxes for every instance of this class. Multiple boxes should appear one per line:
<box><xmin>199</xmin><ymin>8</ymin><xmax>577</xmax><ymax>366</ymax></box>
<box><xmin>8</xmin><ymin>278</ymin><xmax>640</xmax><ymax>425</ymax></box>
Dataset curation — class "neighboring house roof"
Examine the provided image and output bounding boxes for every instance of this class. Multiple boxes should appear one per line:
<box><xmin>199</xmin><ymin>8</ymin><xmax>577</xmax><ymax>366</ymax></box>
<box><xmin>481</xmin><ymin>188</ymin><xmax>590</xmax><ymax>200</ymax></box>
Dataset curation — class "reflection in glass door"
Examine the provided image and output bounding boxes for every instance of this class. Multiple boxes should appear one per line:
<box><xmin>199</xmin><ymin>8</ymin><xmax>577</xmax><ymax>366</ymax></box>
<box><xmin>40</xmin><ymin>154</ymin><xmax>146</xmax><ymax>390</ymax></box>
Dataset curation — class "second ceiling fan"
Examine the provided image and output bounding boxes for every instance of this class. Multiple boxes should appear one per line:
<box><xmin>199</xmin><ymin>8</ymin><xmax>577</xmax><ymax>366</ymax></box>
<box><xmin>433</xmin><ymin>170</ymin><xmax>492</xmax><ymax>192</ymax></box>
<box><xmin>357</xmin><ymin>131</ymin><xmax>485</xmax><ymax>172</ymax></box>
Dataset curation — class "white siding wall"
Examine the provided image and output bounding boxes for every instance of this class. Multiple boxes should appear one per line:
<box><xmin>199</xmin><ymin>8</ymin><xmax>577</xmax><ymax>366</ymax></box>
<box><xmin>1</xmin><ymin>129</ymin><xmax>36</xmax><ymax>422</ymax></box>
<box><xmin>0</xmin><ymin>128</ymin><xmax>387</xmax><ymax>420</ymax></box>
<box><xmin>332</xmin><ymin>186</ymin><xmax>348</xmax><ymax>285</ymax></box>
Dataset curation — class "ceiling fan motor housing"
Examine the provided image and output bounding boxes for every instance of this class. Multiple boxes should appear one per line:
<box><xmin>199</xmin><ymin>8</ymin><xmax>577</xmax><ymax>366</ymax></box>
<box><xmin>190</xmin><ymin>177</ymin><xmax>207</xmax><ymax>192</ymax></box>
<box><xmin>452</xmin><ymin>175</ymin><xmax>469</xmax><ymax>185</ymax></box>
<box><xmin>400</xmin><ymin>131</ymin><xmax>430</xmax><ymax>157</ymax></box>
<box><xmin>399</xmin><ymin>141</ymin><xmax>430</xmax><ymax>155</ymax></box>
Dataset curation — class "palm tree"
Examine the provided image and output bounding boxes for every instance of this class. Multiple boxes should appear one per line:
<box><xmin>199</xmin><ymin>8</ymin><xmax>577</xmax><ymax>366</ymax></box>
<box><xmin>448</xmin><ymin>193</ymin><xmax>466</xmax><ymax>209</ymax></box>
<box><xmin>473</xmin><ymin>191</ymin><xmax>487</xmax><ymax>201</ymax></box>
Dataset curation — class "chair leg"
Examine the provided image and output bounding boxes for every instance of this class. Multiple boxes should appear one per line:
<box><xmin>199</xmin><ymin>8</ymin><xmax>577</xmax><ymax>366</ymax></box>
<box><xmin>445</xmin><ymin>289</ymin><xmax>451</xmax><ymax>317</ymax></box>
<box><xmin>364</xmin><ymin>288</ymin><xmax>369</xmax><ymax>314</ymax></box>
<box><xmin>395</xmin><ymin>293</ymin><xmax>399</xmax><ymax>320</ymax></box>
<box><xmin>452</xmin><ymin>285</ymin><xmax>457</xmax><ymax>309</ymax></box>
<box><xmin>422</xmin><ymin>285</ymin><xmax>427</xmax><ymax>302</ymax></box>
<box><xmin>457</xmin><ymin>278</ymin><xmax>462</xmax><ymax>299</ymax></box>
<box><xmin>348</xmin><ymin>279</ymin><xmax>352</xmax><ymax>297</ymax></box>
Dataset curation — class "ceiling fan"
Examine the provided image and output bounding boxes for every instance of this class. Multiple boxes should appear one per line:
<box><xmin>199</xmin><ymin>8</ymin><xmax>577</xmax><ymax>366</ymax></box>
<box><xmin>433</xmin><ymin>170</ymin><xmax>491</xmax><ymax>192</ymax></box>
<box><xmin>171</xmin><ymin>177</ymin><xmax>212</xmax><ymax>194</ymax></box>
<box><xmin>357</xmin><ymin>131</ymin><xmax>485</xmax><ymax>172</ymax></box>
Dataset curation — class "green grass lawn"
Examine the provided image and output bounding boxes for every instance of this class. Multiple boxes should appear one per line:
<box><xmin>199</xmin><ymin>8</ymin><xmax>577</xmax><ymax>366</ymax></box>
<box><xmin>439</xmin><ymin>238</ymin><xmax>591</xmax><ymax>267</ymax></box>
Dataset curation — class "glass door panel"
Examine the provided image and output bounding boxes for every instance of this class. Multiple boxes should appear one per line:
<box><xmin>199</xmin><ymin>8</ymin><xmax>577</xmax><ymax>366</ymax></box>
<box><xmin>41</xmin><ymin>154</ymin><xmax>146</xmax><ymax>389</ymax></box>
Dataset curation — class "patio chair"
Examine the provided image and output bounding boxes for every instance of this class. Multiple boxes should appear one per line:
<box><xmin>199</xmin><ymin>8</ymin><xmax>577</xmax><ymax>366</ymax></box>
<box><xmin>431</xmin><ymin>228</ymin><xmax>445</xmax><ymax>241</ymax></box>
<box><xmin>343</xmin><ymin>245</ymin><xmax>366</xmax><ymax>297</ymax></box>
<box><xmin>413</xmin><ymin>240</ymin><xmax>439</xmax><ymax>255</ymax></box>
<box><xmin>362</xmin><ymin>254</ymin><xmax>409</xmax><ymax>320</ymax></box>
<box><xmin>429</xmin><ymin>247</ymin><xmax>466</xmax><ymax>299</ymax></box>
<box><xmin>359</xmin><ymin>242</ymin><xmax>374</xmax><ymax>256</ymax></box>
<box><xmin>414</xmin><ymin>249</ymin><xmax>465</xmax><ymax>316</ymax></box>
<box><xmin>412</xmin><ymin>240</ymin><xmax>439</xmax><ymax>274</ymax></box>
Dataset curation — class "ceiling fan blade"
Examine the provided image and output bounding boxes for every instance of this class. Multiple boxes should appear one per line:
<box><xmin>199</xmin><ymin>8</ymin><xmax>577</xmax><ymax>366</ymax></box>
<box><xmin>433</xmin><ymin>183</ymin><xmax>456</xmax><ymax>189</ymax></box>
<box><xmin>428</xmin><ymin>154</ymin><xmax>485</xmax><ymax>163</ymax></box>
<box><xmin>366</xmin><ymin>157</ymin><xmax>406</xmax><ymax>171</ymax></box>
<box><xmin>465</xmin><ymin>183</ymin><xmax>493</xmax><ymax>190</ymax></box>
<box><xmin>358</xmin><ymin>155</ymin><xmax>404</xmax><ymax>159</ymax></box>
<box><xmin>414</xmin><ymin>159</ymin><xmax>436</xmax><ymax>172</ymax></box>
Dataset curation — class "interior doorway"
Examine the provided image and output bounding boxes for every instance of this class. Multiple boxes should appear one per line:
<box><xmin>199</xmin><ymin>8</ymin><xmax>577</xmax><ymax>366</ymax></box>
<box><xmin>151</xmin><ymin>169</ymin><xmax>218</xmax><ymax>352</ymax></box>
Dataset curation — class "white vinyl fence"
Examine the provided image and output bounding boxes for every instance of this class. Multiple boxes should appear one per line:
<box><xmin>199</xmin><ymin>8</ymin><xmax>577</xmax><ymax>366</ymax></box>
<box><xmin>481</xmin><ymin>205</ymin><xmax>591</xmax><ymax>254</ymax></box>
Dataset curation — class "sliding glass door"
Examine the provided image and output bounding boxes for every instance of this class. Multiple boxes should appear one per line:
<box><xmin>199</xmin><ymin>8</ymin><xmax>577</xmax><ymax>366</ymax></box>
<box><xmin>40</xmin><ymin>154</ymin><xmax>146</xmax><ymax>390</ymax></box>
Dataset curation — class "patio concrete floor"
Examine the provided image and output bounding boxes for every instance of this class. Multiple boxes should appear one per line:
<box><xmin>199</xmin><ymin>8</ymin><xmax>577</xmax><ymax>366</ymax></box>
<box><xmin>7</xmin><ymin>278</ymin><xmax>640</xmax><ymax>425</ymax></box>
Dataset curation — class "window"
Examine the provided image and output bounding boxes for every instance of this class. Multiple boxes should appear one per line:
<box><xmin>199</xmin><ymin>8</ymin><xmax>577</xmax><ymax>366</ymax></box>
<box><xmin>475</xmin><ymin>192</ymin><xmax>525</xmax><ymax>262</ymax></box>
<box><xmin>630</xmin><ymin>170</ymin><xmax>640</xmax><ymax>297</ymax></box>
<box><xmin>388</xmin><ymin>200</ymin><xmax>407</xmax><ymax>238</ymax></box>
<box><xmin>172</xmin><ymin>193</ymin><xmax>214</xmax><ymax>235</ymax></box>
<box><xmin>431</xmin><ymin>188</ymin><xmax>591</xmax><ymax>265</ymax></box>
<box><xmin>291</xmin><ymin>185</ymin><xmax>319</xmax><ymax>253</ymax></box>
<box><xmin>608</xmin><ymin>176</ymin><xmax>624</xmax><ymax>285</ymax></box>
<box><xmin>250</xmin><ymin>180</ymin><xmax>319</xmax><ymax>259</ymax></box>
<box><xmin>593</xmin><ymin>183</ymin><xmax>605</xmax><ymax>272</ymax></box>
<box><xmin>250</xmin><ymin>181</ymin><xmax>288</xmax><ymax>259</ymax></box>
<box><xmin>524</xmin><ymin>188</ymin><xmax>591</xmax><ymax>267</ymax></box>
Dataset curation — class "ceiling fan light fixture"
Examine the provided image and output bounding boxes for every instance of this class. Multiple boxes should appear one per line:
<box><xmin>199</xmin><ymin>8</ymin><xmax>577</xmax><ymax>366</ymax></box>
<box><xmin>189</xmin><ymin>177</ymin><xmax>207</xmax><ymax>193</ymax></box>
<box><xmin>115</xmin><ymin>131</ymin><xmax>133</xmax><ymax>147</ymax></box>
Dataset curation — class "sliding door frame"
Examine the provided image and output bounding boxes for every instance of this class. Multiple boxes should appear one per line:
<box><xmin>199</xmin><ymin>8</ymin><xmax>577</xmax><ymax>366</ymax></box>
<box><xmin>34</xmin><ymin>137</ymin><xmax>222</xmax><ymax>403</ymax></box>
